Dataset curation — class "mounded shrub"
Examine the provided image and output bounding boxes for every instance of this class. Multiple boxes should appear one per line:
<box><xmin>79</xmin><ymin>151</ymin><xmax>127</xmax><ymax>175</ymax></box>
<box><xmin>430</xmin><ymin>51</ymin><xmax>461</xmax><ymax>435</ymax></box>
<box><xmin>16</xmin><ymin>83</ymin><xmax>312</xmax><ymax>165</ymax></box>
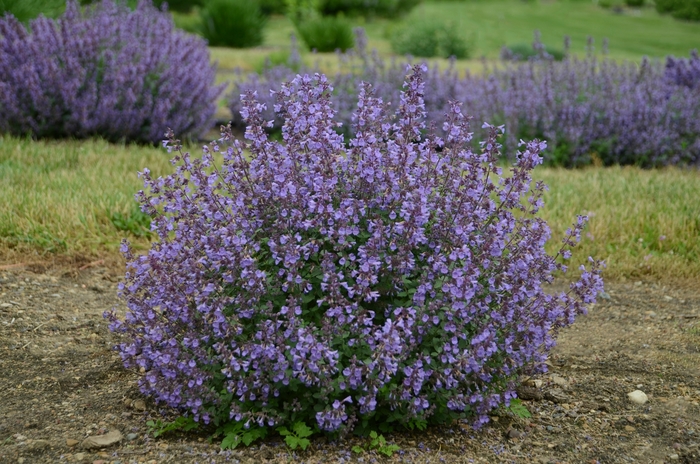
<box><xmin>296</xmin><ymin>15</ymin><xmax>354</xmax><ymax>52</ymax></box>
<box><xmin>200</xmin><ymin>0</ymin><xmax>266</xmax><ymax>48</ymax></box>
<box><xmin>107</xmin><ymin>66</ymin><xmax>603</xmax><ymax>435</ymax></box>
<box><xmin>655</xmin><ymin>0</ymin><xmax>700</xmax><ymax>20</ymax></box>
<box><xmin>391</xmin><ymin>20</ymin><xmax>470</xmax><ymax>59</ymax></box>
<box><xmin>0</xmin><ymin>0</ymin><xmax>222</xmax><ymax>143</ymax></box>
<box><xmin>500</xmin><ymin>43</ymin><xmax>565</xmax><ymax>62</ymax></box>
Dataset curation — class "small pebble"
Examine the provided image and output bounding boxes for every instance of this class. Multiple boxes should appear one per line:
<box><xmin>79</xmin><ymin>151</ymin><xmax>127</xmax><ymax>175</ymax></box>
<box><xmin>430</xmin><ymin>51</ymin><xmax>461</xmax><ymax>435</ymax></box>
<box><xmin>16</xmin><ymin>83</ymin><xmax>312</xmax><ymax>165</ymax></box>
<box><xmin>507</xmin><ymin>428</ymin><xmax>522</xmax><ymax>439</ymax></box>
<box><xmin>627</xmin><ymin>390</ymin><xmax>648</xmax><ymax>405</ymax></box>
<box><xmin>669</xmin><ymin>454</ymin><xmax>679</xmax><ymax>461</ymax></box>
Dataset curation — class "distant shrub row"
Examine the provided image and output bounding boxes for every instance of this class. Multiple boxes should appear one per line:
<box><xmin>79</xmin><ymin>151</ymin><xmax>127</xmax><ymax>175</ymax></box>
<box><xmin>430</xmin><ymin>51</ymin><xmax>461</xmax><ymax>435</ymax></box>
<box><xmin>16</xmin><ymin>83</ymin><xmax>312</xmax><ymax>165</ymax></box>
<box><xmin>0</xmin><ymin>0</ymin><xmax>222</xmax><ymax>143</ymax></box>
<box><xmin>230</xmin><ymin>32</ymin><xmax>700</xmax><ymax>167</ymax></box>
<box><xmin>656</xmin><ymin>0</ymin><xmax>700</xmax><ymax>20</ymax></box>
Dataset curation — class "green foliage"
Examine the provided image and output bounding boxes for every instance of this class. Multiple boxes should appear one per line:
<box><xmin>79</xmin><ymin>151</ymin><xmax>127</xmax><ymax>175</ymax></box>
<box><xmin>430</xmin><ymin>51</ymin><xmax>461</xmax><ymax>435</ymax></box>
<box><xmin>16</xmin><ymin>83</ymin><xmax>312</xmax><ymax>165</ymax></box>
<box><xmin>296</xmin><ymin>15</ymin><xmax>354</xmax><ymax>52</ymax></box>
<box><xmin>146</xmin><ymin>417</ymin><xmax>199</xmax><ymax>438</ymax></box>
<box><xmin>214</xmin><ymin>421</ymin><xmax>268</xmax><ymax>450</ymax></box>
<box><xmin>162</xmin><ymin>0</ymin><xmax>204</xmax><ymax>12</ymax></box>
<box><xmin>172</xmin><ymin>10</ymin><xmax>203</xmax><ymax>34</ymax></box>
<box><xmin>655</xmin><ymin>0</ymin><xmax>700</xmax><ymax>20</ymax></box>
<box><xmin>285</xmin><ymin>0</ymin><xmax>320</xmax><ymax>22</ymax></box>
<box><xmin>624</xmin><ymin>0</ymin><xmax>644</xmax><ymax>6</ymax></box>
<box><xmin>391</xmin><ymin>19</ymin><xmax>470</xmax><ymax>59</ymax></box>
<box><xmin>351</xmin><ymin>431</ymin><xmax>401</xmax><ymax>457</ymax></box>
<box><xmin>260</xmin><ymin>0</ymin><xmax>287</xmax><ymax>15</ymax></box>
<box><xmin>503</xmin><ymin>42</ymin><xmax>565</xmax><ymax>61</ymax></box>
<box><xmin>0</xmin><ymin>0</ymin><xmax>64</xmax><ymax>23</ymax></box>
<box><xmin>8</xmin><ymin>229</ymin><xmax>67</xmax><ymax>253</ymax></box>
<box><xmin>655</xmin><ymin>0</ymin><xmax>683</xmax><ymax>13</ymax></box>
<box><xmin>255</xmin><ymin>50</ymin><xmax>300</xmax><ymax>73</ymax></box>
<box><xmin>277</xmin><ymin>421</ymin><xmax>313</xmax><ymax>451</ymax></box>
<box><xmin>109</xmin><ymin>203</ymin><xmax>152</xmax><ymax>238</ymax></box>
<box><xmin>319</xmin><ymin>0</ymin><xmax>421</xmax><ymax>18</ymax></box>
<box><xmin>200</xmin><ymin>0</ymin><xmax>266</xmax><ymax>48</ymax></box>
<box><xmin>506</xmin><ymin>399</ymin><xmax>532</xmax><ymax>419</ymax></box>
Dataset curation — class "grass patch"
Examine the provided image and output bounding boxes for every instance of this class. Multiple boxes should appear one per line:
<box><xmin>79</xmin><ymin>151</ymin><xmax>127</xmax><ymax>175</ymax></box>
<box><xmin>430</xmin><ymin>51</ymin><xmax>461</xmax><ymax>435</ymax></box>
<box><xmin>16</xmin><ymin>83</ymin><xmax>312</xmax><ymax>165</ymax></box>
<box><xmin>0</xmin><ymin>136</ymin><xmax>174</xmax><ymax>262</ymax></box>
<box><xmin>198</xmin><ymin>0</ymin><xmax>700</xmax><ymax>75</ymax></box>
<box><xmin>537</xmin><ymin>166</ymin><xmax>700</xmax><ymax>280</ymax></box>
<box><xmin>1</xmin><ymin>137</ymin><xmax>699</xmax><ymax>281</ymax></box>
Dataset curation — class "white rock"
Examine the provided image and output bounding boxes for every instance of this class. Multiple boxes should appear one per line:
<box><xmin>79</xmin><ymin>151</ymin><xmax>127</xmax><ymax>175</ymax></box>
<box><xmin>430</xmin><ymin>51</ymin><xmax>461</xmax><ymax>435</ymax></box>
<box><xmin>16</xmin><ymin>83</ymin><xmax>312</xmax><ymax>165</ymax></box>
<box><xmin>627</xmin><ymin>390</ymin><xmax>648</xmax><ymax>405</ymax></box>
<box><xmin>81</xmin><ymin>429</ymin><xmax>122</xmax><ymax>449</ymax></box>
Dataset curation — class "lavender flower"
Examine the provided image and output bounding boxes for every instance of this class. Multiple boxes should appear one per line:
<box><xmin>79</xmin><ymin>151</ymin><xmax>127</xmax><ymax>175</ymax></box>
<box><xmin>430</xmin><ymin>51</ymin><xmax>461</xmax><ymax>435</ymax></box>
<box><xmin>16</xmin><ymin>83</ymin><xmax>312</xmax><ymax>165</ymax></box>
<box><xmin>0</xmin><ymin>0</ymin><xmax>223</xmax><ymax>143</ymax></box>
<box><xmin>107</xmin><ymin>66</ymin><xmax>603</xmax><ymax>433</ymax></box>
<box><xmin>229</xmin><ymin>30</ymin><xmax>700</xmax><ymax>167</ymax></box>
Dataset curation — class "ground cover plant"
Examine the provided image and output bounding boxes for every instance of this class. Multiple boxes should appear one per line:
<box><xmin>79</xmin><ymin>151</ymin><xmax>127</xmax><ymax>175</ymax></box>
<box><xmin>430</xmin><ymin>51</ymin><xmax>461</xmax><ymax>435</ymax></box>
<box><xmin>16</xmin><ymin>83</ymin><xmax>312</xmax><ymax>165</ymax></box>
<box><xmin>107</xmin><ymin>67</ymin><xmax>603</xmax><ymax>445</ymax></box>
<box><xmin>0</xmin><ymin>0</ymin><xmax>223</xmax><ymax>144</ymax></box>
<box><xmin>229</xmin><ymin>32</ymin><xmax>700</xmax><ymax>167</ymax></box>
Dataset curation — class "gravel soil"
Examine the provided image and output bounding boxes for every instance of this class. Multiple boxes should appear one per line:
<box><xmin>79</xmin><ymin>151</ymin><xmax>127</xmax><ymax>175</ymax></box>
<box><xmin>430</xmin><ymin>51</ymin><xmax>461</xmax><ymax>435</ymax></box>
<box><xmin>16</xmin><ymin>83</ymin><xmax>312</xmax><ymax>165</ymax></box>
<box><xmin>1</xmin><ymin>263</ymin><xmax>699</xmax><ymax>464</ymax></box>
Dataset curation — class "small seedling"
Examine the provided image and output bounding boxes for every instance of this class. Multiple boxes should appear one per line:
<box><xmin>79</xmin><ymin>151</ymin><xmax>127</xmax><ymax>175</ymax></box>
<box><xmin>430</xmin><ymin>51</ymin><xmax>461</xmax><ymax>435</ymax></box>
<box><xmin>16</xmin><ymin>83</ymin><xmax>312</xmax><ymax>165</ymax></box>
<box><xmin>146</xmin><ymin>416</ymin><xmax>199</xmax><ymax>438</ymax></box>
<box><xmin>352</xmin><ymin>431</ymin><xmax>401</xmax><ymax>457</ymax></box>
<box><xmin>277</xmin><ymin>421</ymin><xmax>313</xmax><ymax>451</ymax></box>
<box><xmin>217</xmin><ymin>421</ymin><xmax>268</xmax><ymax>450</ymax></box>
<box><xmin>507</xmin><ymin>399</ymin><xmax>532</xmax><ymax>419</ymax></box>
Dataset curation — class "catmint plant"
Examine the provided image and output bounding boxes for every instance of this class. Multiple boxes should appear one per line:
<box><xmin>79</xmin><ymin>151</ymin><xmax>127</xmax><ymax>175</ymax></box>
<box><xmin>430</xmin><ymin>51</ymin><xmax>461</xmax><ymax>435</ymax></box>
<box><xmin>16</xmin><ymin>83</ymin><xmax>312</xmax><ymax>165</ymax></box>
<box><xmin>107</xmin><ymin>66</ymin><xmax>603</xmax><ymax>435</ymax></box>
<box><xmin>0</xmin><ymin>0</ymin><xmax>223</xmax><ymax>143</ymax></box>
<box><xmin>230</xmin><ymin>30</ymin><xmax>700</xmax><ymax>167</ymax></box>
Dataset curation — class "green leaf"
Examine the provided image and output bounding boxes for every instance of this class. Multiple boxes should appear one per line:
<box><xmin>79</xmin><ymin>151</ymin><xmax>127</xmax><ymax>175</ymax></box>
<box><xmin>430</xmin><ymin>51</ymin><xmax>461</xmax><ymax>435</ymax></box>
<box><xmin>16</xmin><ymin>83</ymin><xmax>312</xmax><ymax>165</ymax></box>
<box><xmin>292</xmin><ymin>421</ymin><xmax>314</xmax><ymax>438</ymax></box>
<box><xmin>220</xmin><ymin>433</ymin><xmax>242</xmax><ymax>450</ymax></box>
<box><xmin>296</xmin><ymin>437</ymin><xmax>311</xmax><ymax>450</ymax></box>
<box><xmin>241</xmin><ymin>432</ymin><xmax>257</xmax><ymax>447</ymax></box>
<box><xmin>379</xmin><ymin>443</ymin><xmax>401</xmax><ymax>457</ymax></box>
<box><xmin>508</xmin><ymin>399</ymin><xmax>532</xmax><ymax>418</ymax></box>
<box><xmin>351</xmin><ymin>445</ymin><xmax>364</xmax><ymax>454</ymax></box>
<box><xmin>284</xmin><ymin>435</ymin><xmax>299</xmax><ymax>449</ymax></box>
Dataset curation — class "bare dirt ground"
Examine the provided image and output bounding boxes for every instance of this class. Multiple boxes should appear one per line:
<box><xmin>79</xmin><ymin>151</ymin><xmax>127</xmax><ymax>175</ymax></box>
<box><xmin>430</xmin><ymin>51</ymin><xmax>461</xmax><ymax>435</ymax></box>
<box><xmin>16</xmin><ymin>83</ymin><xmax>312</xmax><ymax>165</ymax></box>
<box><xmin>1</xmin><ymin>263</ymin><xmax>699</xmax><ymax>464</ymax></box>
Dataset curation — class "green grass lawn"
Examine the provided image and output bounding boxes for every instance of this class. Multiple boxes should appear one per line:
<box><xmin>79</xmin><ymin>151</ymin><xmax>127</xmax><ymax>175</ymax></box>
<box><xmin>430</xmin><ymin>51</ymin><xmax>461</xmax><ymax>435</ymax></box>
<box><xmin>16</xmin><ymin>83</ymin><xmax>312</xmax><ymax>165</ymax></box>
<box><xmin>192</xmin><ymin>0</ymin><xmax>700</xmax><ymax>74</ymax></box>
<box><xmin>1</xmin><ymin>136</ymin><xmax>698</xmax><ymax>281</ymax></box>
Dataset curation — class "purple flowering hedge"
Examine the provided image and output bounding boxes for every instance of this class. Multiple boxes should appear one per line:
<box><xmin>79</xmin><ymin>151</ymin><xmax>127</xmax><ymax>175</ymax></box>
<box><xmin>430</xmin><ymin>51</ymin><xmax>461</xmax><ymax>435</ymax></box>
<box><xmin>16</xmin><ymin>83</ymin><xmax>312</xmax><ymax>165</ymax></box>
<box><xmin>107</xmin><ymin>67</ymin><xmax>603</xmax><ymax>436</ymax></box>
<box><xmin>0</xmin><ymin>0</ymin><xmax>222</xmax><ymax>143</ymax></box>
<box><xmin>229</xmin><ymin>32</ymin><xmax>700</xmax><ymax>167</ymax></box>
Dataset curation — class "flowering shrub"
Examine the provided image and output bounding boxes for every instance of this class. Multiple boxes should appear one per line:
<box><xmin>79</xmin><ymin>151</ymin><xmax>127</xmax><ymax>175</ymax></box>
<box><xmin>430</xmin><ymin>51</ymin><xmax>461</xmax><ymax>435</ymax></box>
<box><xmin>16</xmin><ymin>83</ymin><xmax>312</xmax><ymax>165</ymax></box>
<box><xmin>0</xmin><ymin>0</ymin><xmax>222</xmax><ymax>143</ymax></box>
<box><xmin>665</xmin><ymin>50</ymin><xmax>700</xmax><ymax>89</ymax></box>
<box><xmin>229</xmin><ymin>31</ymin><xmax>700</xmax><ymax>167</ymax></box>
<box><xmin>107</xmin><ymin>66</ymin><xmax>603</xmax><ymax>434</ymax></box>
